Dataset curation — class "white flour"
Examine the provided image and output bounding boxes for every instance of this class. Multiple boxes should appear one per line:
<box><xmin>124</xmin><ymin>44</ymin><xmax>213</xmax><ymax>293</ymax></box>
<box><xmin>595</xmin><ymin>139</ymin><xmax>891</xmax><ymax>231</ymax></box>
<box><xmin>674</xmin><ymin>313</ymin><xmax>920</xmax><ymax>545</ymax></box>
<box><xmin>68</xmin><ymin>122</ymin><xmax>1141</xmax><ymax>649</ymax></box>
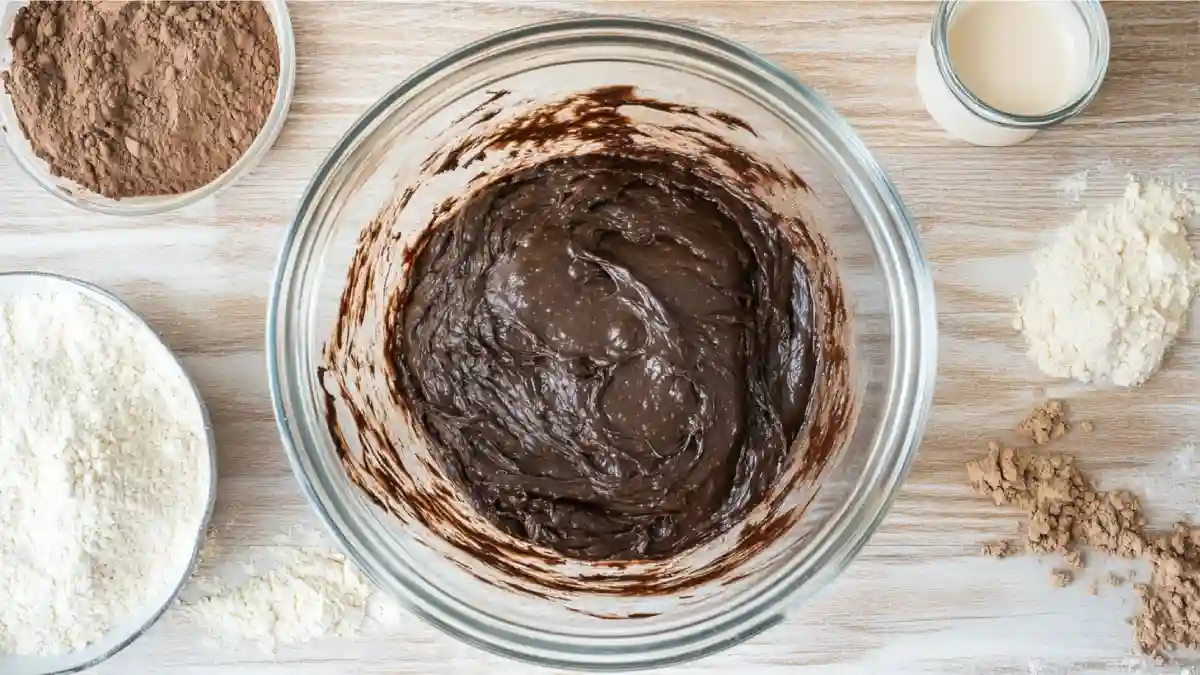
<box><xmin>178</xmin><ymin>547</ymin><xmax>382</xmax><ymax>651</ymax></box>
<box><xmin>0</xmin><ymin>289</ymin><xmax>209</xmax><ymax>656</ymax></box>
<box><xmin>1055</xmin><ymin>168</ymin><xmax>1091</xmax><ymax>203</ymax></box>
<box><xmin>1014</xmin><ymin>179</ymin><xmax>1200</xmax><ymax>387</ymax></box>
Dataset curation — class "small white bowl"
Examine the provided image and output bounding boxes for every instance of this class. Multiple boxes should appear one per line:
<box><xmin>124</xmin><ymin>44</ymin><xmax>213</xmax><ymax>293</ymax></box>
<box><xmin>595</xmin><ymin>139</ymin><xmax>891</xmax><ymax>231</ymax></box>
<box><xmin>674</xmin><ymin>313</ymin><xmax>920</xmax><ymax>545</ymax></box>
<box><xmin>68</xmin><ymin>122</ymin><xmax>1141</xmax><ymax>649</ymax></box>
<box><xmin>0</xmin><ymin>0</ymin><xmax>296</xmax><ymax>216</ymax></box>
<box><xmin>0</xmin><ymin>272</ymin><xmax>218</xmax><ymax>675</ymax></box>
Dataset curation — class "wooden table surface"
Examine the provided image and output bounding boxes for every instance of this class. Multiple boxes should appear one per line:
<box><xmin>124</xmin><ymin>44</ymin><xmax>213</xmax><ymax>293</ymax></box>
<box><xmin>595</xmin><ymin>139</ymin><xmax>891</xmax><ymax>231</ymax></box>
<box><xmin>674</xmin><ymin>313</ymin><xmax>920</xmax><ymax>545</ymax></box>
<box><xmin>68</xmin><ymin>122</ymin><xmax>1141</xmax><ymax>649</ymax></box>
<box><xmin>3</xmin><ymin>2</ymin><xmax>1200</xmax><ymax>674</ymax></box>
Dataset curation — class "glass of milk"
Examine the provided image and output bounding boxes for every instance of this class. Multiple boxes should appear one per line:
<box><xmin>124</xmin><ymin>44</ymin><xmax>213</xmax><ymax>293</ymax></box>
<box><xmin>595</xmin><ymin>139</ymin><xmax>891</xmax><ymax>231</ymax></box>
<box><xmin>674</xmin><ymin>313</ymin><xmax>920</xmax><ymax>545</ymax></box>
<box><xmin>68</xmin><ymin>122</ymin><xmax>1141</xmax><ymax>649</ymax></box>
<box><xmin>916</xmin><ymin>0</ymin><xmax>1110</xmax><ymax>146</ymax></box>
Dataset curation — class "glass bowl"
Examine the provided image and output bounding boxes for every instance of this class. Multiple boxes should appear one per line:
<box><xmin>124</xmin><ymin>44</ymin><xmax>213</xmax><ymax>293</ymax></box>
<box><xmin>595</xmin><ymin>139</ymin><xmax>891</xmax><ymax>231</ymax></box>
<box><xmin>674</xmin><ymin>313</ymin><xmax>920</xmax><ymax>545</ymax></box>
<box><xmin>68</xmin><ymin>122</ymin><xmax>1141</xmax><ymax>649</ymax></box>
<box><xmin>0</xmin><ymin>272</ymin><xmax>217</xmax><ymax>675</ymax></box>
<box><xmin>269</xmin><ymin>17</ymin><xmax>936</xmax><ymax>670</ymax></box>
<box><xmin>0</xmin><ymin>0</ymin><xmax>296</xmax><ymax>216</ymax></box>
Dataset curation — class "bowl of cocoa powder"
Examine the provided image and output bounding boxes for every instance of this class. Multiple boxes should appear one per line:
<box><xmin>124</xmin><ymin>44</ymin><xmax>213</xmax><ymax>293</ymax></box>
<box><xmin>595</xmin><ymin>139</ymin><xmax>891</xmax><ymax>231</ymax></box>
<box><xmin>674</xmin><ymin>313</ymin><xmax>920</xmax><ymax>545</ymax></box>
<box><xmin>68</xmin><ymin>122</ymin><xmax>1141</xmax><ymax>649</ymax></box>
<box><xmin>0</xmin><ymin>0</ymin><xmax>295</xmax><ymax>216</ymax></box>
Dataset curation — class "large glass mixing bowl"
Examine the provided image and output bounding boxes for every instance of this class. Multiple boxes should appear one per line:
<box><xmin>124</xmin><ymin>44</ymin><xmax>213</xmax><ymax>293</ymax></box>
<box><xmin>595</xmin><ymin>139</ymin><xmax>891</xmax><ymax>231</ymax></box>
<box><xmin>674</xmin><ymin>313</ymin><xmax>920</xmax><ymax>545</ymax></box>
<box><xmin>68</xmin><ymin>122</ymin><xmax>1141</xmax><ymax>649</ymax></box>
<box><xmin>269</xmin><ymin>17</ymin><xmax>936</xmax><ymax>670</ymax></box>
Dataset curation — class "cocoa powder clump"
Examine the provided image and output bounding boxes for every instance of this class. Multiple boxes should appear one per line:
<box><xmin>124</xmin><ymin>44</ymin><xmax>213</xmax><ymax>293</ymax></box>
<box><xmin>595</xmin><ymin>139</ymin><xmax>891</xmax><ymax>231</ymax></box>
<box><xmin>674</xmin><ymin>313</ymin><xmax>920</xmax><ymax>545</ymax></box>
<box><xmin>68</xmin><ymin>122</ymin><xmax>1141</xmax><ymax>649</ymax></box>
<box><xmin>1016</xmin><ymin>398</ymin><xmax>1069</xmax><ymax>445</ymax></box>
<box><xmin>1051</xmin><ymin>569</ymin><xmax>1074</xmax><ymax>587</ymax></box>
<box><xmin>982</xmin><ymin>539</ymin><xmax>1018</xmax><ymax>558</ymax></box>
<box><xmin>2</xmin><ymin>1</ymin><xmax>280</xmax><ymax>199</ymax></box>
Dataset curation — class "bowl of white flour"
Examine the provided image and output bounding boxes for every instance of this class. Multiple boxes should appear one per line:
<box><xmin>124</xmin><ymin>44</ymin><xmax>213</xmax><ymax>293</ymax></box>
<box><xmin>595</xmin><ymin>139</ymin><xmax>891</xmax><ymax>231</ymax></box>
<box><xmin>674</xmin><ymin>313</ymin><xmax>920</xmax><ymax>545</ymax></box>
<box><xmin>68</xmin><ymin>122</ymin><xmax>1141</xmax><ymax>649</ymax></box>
<box><xmin>0</xmin><ymin>272</ymin><xmax>216</xmax><ymax>675</ymax></box>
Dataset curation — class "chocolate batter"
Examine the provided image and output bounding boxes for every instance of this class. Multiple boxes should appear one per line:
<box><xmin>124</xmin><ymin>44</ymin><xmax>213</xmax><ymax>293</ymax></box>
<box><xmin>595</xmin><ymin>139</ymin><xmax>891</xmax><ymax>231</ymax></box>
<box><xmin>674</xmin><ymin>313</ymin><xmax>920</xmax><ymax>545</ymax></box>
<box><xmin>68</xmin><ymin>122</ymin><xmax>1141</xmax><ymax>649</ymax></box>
<box><xmin>391</xmin><ymin>153</ymin><xmax>816</xmax><ymax>561</ymax></box>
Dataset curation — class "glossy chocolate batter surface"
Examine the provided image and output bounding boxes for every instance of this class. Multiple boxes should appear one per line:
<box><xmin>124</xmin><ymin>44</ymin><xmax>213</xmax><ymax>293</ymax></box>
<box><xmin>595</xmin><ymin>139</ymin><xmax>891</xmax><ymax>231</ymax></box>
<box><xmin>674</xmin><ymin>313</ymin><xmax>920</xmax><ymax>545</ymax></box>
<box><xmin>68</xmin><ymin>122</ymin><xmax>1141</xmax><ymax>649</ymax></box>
<box><xmin>391</xmin><ymin>153</ymin><xmax>816</xmax><ymax>561</ymax></box>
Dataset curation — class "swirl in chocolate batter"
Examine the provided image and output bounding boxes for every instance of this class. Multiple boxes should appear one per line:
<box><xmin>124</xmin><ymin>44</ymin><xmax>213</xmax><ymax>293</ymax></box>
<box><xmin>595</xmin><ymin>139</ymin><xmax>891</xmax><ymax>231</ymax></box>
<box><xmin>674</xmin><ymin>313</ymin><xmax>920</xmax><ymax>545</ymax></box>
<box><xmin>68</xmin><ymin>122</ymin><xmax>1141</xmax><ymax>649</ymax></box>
<box><xmin>392</xmin><ymin>153</ymin><xmax>815</xmax><ymax>561</ymax></box>
<box><xmin>324</xmin><ymin>85</ymin><xmax>852</xmax><ymax>596</ymax></box>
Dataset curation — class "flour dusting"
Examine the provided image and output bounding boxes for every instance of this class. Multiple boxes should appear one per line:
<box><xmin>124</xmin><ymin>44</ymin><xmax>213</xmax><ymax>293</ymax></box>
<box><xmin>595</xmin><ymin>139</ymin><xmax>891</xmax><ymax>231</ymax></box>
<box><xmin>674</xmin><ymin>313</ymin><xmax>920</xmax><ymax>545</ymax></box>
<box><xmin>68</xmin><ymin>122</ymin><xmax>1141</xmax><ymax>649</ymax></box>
<box><xmin>177</xmin><ymin>544</ymin><xmax>401</xmax><ymax>652</ymax></box>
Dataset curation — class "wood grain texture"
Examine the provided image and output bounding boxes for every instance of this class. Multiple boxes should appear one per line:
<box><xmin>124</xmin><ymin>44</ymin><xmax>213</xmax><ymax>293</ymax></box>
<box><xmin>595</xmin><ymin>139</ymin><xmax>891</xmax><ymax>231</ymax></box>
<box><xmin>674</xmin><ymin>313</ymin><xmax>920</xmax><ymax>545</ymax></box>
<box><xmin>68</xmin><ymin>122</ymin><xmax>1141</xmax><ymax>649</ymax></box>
<box><xmin>2</xmin><ymin>2</ymin><xmax>1199</xmax><ymax>673</ymax></box>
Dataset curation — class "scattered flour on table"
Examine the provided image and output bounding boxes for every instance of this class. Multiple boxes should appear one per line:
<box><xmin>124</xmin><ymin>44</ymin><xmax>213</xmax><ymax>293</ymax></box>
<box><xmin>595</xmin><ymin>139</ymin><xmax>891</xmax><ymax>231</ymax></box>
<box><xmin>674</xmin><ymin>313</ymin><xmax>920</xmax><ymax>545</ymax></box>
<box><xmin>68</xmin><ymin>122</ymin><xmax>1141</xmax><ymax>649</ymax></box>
<box><xmin>1056</xmin><ymin>168</ymin><xmax>1091</xmax><ymax>203</ymax></box>
<box><xmin>177</xmin><ymin>546</ymin><xmax>398</xmax><ymax>651</ymax></box>
<box><xmin>1055</xmin><ymin>160</ymin><xmax>1115</xmax><ymax>204</ymax></box>
<box><xmin>1171</xmin><ymin>442</ymin><xmax>1200</xmax><ymax>478</ymax></box>
<box><xmin>1028</xmin><ymin>658</ymin><xmax>1195</xmax><ymax>674</ymax></box>
<box><xmin>0</xmin><ymin>289</ymin><xmax>209</xmax><ymax>656</ymax></box>
<box><xmin>1014</xmin><ymin>179</ymin><xmax>1200</xmax><ymax>387</ymax></box>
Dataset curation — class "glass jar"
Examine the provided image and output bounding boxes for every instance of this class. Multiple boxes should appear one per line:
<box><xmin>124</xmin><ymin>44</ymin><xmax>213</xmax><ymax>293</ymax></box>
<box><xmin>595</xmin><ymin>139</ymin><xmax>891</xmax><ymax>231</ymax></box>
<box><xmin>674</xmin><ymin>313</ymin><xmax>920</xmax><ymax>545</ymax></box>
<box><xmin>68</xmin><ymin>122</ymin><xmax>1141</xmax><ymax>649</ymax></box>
<box><xmin>916</xmin><ymin>0</ymin><xmax>1110</xmax><ymax>146</ymax></box>
<box><xmin>269</xmin><ymin>17</ymin><xmax>937</xmax><ymax>670</ymax></box>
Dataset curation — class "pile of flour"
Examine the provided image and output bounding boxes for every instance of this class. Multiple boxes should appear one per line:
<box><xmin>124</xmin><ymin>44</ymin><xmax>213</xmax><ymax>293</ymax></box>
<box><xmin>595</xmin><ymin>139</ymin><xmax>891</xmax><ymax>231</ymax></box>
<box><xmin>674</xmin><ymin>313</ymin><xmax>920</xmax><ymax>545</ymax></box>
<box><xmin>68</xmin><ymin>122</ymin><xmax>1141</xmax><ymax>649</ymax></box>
<box><xmin>1014</xmin><ymin>179</ymin><xmax>1200</xmax><ymax>387</ymax></box>
<box><xmin>177</xmin><ymin>546</ymin><xmax>385</xmax><ymax>652</ymax></box>
<box><xmin>0</xmin><ymin>287</ymin><xmax>210</xmax><ymax>656</ymax></box>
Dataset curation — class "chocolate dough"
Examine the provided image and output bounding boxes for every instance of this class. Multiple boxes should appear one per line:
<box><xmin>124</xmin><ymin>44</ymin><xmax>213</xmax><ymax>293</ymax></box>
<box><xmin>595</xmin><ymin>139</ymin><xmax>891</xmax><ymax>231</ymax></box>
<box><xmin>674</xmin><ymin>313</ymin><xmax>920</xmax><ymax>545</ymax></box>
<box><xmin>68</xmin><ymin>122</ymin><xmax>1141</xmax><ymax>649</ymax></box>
<box><xmin>392</xmin><ymin>153</ymin><xmax>816</xmax><ymax>561</ymax></box>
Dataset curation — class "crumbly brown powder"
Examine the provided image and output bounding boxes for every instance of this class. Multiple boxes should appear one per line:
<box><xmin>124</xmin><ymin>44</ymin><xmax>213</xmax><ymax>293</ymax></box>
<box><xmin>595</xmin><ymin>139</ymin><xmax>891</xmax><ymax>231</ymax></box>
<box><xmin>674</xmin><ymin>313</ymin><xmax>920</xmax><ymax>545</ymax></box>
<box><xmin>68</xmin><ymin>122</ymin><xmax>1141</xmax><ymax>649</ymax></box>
<box><xmin>2</xmin><ymin>1</ymin><xmax>279</xmax><ymax>198</ymax></box>
<box><xmin>1051</xmin><ymin>569</ymin><xmax>1074</xmax><ymax>587</ymax></box>
<box><xmin>982</xmin><ymin>540</ymin><xmax>1018</xmax><ymax>558</ymax></box>
<box><xmin>966</xmin><ymin>443</ymin><xmax>1147</xmax><ymax>557</ymax></box>
<box><xmin>968</xmin><ymin>400</ymin><xmax>1200</xmax><ymax>660</ymax></box>
<box><xmin>1134</xmin><ymin>523</ymin><xmax>1200</xmax><ymax>655</ymax></box>
<box><xmin>1016</xmin><ymin>399</ymin><xmax>1069</xmax><ymax>445</ymax></box>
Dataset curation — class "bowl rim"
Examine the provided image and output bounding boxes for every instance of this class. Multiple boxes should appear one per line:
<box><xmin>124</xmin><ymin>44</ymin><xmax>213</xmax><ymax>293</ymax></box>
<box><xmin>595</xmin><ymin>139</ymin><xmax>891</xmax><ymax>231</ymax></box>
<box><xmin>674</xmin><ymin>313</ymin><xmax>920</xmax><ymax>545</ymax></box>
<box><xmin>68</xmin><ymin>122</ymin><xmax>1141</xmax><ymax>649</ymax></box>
<box><xmin>0</xmin><ymin>271</ymin><xmax>218</xmax><ymax>675</ymax></box>
<box><xmin>268</xmin><ymin>15</ymin><xmax>937</xmax><ymax>670</ymax></box>
<box><xmin>0</xmin><ymin>0</ymin><xmax>297</xmax><ymax>217</ymax></box>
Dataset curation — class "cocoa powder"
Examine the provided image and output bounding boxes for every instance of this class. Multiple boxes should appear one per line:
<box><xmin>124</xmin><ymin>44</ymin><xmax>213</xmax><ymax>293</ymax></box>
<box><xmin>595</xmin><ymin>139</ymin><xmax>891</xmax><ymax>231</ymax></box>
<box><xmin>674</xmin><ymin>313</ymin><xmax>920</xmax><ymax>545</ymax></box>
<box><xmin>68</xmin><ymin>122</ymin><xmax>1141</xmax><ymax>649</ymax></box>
<box><xmin>968</xmin><ymin>400</ymin><xmax>1200</xmax><ymax>661</ymax></box>
<box><xmin>1015</xmin><ymin>398</ymin><xmax>1069</xmax><ymax>445</ymax></box>
<box><xmin>2</xmin><ymin>1</ymin><xmax>279</xmax><ymax>199</ymax></box>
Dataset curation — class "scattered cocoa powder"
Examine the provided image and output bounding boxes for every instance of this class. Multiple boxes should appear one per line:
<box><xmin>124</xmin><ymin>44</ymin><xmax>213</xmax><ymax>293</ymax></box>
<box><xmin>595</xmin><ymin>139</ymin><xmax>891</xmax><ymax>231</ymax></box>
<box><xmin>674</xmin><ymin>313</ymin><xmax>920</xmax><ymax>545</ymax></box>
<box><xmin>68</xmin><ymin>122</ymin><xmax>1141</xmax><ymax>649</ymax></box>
<box><xmin>967</xmin><ymin>443</ymin><xmax>1147</xmax><ymax>557</ymax></box>
<box><xmin>2</xmin><ymin>1</ymin><xmax>280</xmax><ymax>199</ymax></box>
<box><xmin>1051</xmin><ymin>569</ymin><xmax>1074</xmax><ymax>587</ymax></box>
<box><xmin>1111</xmin><ymin>572</ymin><xmax>1126</xmax><ymax>587</ymax></box>
<box><xmin>982</xmin><ymin>540</ymin><xmax>1018</xmax><ymax>558</ymax></box>
<box><xmin>1064</xmin><ymin>550</ymin><xmax>1084</xmax><ymax>570</ymax></box>
<box><xmin>1134</xmin><ymin>523</ymin><xmax>1200</xmax><ymax>655</ymax></box>
<box><xmin>968</xmin><ymin>400</ymin><xmax>1200</xmax><ymax>661</ymax></box>
<box><xmin>1016</xmin><ymin>399</ymin><xmax>1069</xmax><ymax>445</ymax></box>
